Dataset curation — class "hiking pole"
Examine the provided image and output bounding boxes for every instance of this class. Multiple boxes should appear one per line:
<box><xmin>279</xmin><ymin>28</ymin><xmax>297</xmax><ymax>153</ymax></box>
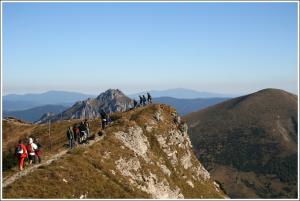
<box><xmin>49</xmin><ymin>119</ymin><xmax>52</xmax><ymax>151</ymax></box>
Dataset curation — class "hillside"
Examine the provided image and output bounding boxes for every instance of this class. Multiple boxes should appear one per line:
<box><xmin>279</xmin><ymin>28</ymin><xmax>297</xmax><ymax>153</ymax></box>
<box><xmin>38</xmin><ymin>89</ymin><xmax>133</xmax><ymax>124</ymax></box>
<box><xmin>153</xmin><ymin>97</ymin><xmax>228</xmax><ymax>115</ymax></box>
<box><xmin>184</xmin><ymin>88</ymin><xmax>298</xmax><ymax>198</ymax></box>
<box><xmin>3</xmin><ymin>105</ymin><xmax>68</xmax><ymax>123</ymax></box>
<box><xmin>2</xmin><ymin>104</ymin><xmax>226</xmax><ymax>199</ymax></box>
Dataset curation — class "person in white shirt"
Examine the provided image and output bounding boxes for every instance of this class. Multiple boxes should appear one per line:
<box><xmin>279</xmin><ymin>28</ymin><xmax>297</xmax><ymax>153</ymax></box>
<box><xmin>26</xmin><ymin>137</ymin><xmax>38</xmax><ymax>165</ymax></box>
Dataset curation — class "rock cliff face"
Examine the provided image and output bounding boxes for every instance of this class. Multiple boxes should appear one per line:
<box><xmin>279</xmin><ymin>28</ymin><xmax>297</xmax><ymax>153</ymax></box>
<box><xmin>37</xmin><ymin>89</ymin><xmax>133</xmax><ymax>123</ymax></box>
<box><xmin>3</xmin><ymin>104</ymin><xmax>226</xmax><ymax>199</ymax></box>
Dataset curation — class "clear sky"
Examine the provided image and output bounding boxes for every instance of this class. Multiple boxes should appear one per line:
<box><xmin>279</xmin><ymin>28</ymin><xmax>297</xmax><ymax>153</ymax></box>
<box><xmin>2</xmin><ymin>2</ymin><xmax>298</xmax><ymax>95</ymax></box>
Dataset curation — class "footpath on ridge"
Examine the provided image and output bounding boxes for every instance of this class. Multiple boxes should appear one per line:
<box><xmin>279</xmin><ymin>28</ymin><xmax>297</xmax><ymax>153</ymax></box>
<box><xmin>3</xmin><ymin>132</ymin><xmax>106</xmax><ymax>188</ymax></box>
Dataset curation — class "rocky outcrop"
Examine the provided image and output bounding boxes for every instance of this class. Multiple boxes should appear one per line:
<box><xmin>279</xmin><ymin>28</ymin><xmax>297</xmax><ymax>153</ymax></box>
<box><xmin>105</xmin><ymin>104</ymin><xmax>224</xmax><ymax>198</ymax></box>
<box><xmin>3</xmin><ymin>104</ymin><xmax>226</xmax><ymax>199</ymax></box>
<box><xmin>37</xmin><ymin>89</ymin><xmax>133</xmax><ymax>123</ymax></box>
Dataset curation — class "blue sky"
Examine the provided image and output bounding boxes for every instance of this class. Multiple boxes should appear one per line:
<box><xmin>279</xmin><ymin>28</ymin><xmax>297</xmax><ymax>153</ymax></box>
<box><xmin>2</xmin><ymin>2</ymin><xmax>298</xmax><ymax>95</ymax></box>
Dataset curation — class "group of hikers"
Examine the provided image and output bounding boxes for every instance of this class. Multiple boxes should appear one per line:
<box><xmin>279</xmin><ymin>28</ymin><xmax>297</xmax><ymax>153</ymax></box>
<box><xmin>67</xmin><ymin>119</ymin><xmax>91</xmax><ymax>149</ymax></box>
<box><xmin>15</xmin><ymin>93</ymin><xmax>153</xmax><ymax>171</ymax></box>
<box><xmin>15</xmin><ymin>137</ymin><xmax>42</xmax><ymax>171</ymax></box>
<box><xmin>133</xmin><ymin>92</ymin><xmax>152</xmax><ymax>108</ymax></box>
<box><xmin>66</xmin><ymin>110</ymin><xmax>112</xmax><ymax>149</ymax></box>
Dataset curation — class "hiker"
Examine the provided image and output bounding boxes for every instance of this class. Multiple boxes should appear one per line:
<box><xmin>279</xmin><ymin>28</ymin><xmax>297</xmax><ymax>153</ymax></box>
<box><xmin>147</xmin><ymin>92</ymin><xmax>152</xmax><ymax>104</ymax></box>
<box><xmin>67</xmin><ymin>126</ymin><xmax>74</xmax><ymax>149</ymax></box>
<box><xmin>15</xmin><ymin>140</ymin><xmax>28</xmax><ymax>171</ymax></box>
<box><xmin>142</xmin><ymin>95</ymin><xmax>147</xmax><ymax>106</ymax></box>
<box><xmin>100</xmin><ymin>110</ymin><xmax>108</xmax><ymax>129</ymax></box>
<box><xmin>84</xmin><ymin>119</ymin><xmax>90</xmax><ymax>140</ymax></box>
<box><xmin>73</xmin><ymin>124</ymin><xmax>80</xmax><ymax>145</ymax></box>
<box><xmin>107</xmin><ymin>114</ymin><xmax>112</xmax><ymax>124</ymax></box>
<box><xmin>79</xmin><ymin>121</ymin><xmax>88</xmax><ymax>144</ymax></box>
<box><xmin>26</xmin><ymin>137</ymin><xmax>38</xmax><ymax>165</ymax></box>
<box><xmin>139</xmin><ymin>95</ymin><xmax>143</xmax><ymax>106</ymax></box>
<box><xmin>133</xmin><ymin>99</ymin><xmax>138</xmax><ymax>108</ymax></box>
<box><xmin>34</xmin><ymin>138</ymin><xmax>42</xmax><ymax>163</ymax></box>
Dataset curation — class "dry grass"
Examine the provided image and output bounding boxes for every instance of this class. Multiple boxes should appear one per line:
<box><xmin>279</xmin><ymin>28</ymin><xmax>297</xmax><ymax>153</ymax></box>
<box><xmin>3</xmin><ymin>104</ymin><xmax>225</xmax><ymax>199</ymax></box>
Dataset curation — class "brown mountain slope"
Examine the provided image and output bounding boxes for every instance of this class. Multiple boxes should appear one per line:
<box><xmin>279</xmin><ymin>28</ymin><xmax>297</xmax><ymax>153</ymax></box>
<box><xmin>184</xmin><ymin>88</ymin><xmax>298</xmax><ymax>198</ymax></box>
<box><xmin>2</xmin><ymin>104</ymin><xmax>226</xmax><ymax>199</ymax></box>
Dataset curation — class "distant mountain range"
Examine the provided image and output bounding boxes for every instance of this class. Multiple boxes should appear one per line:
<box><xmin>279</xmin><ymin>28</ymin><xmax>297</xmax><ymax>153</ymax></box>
<box><xmin>3</xmin><ymin>95</ymin><xmax>230</xmax><ymax>123</ymax></box>
<box><xmin>3</xmin><ymin>89</ymin><xmax>231</xmax><ymax>122</ymax></box>
<box><xmin>153</xmin><ymin>97</ymin><xmax>229</xmax><ymax>115</ymax></box>
<box><xmin>3</xmin><ymin>90</ymin><xmax>96</xmax><ymax>111</ymax></box>
<box><xmin>184</xmin><ymin>88</ymin><xmax>298</xmax><ymax>198</ymax></box>
<box><xmin>37</xmin><ymin>89</ymin><xmax>133</xmax><ymax>124</ymax></box>
<box><xmin>3</xmin><ymin>88</ymin><xmax>230</xmax><ymax>112</ymax></box>
<box><xmin>129</xmin><ymin>88</ymin><xmax>233</xmax><ymax>99</ymax></box>
<box><xmin>3</xmin><ymin>105</ymin><xmax>68</xmax><ymax>123</ymax></box>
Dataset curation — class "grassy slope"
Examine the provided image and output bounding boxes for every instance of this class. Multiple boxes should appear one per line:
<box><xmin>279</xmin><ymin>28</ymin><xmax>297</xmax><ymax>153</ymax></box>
<box><xmin>184</xmin><ymin>88</ymin><xmax>298</xmax><ymax>198</ymax></box>
<box><xmin>3</xmin><ymin>104</ymin><xmax>225</xmax><ymax>199</ymax></box>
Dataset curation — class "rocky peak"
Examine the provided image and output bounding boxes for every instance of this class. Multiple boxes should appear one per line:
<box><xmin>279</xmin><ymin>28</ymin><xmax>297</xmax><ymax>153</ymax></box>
<box><xmin>96</xmin><ymin>89</ymin><xmax>125</xmax><ymax>101</ymax></box>
<box><xmin>37</xmin><ymin>89</ymin><xmax>133</xmax><ymax>124</ymax></box>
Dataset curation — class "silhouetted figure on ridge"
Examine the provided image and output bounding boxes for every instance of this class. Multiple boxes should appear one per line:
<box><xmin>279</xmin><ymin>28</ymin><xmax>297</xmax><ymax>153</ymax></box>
<box><xmin>147</xmin><ymin>92</ymin><xmax>152</xmax><ymax>104</ymax></box>
<box><xmin>133</xmin><ymin>99</ymin><xmax>138</xmax><ymax>108</ymax></box>
<box><xmin>142</xmin><ymin>95</ymin><xmax>147</xmax><ymax>106</ymax></box>
<box><xmin>100</xmin><ymin>110</ymin><xmax>108</xmax><ymax>129</ymax></box>
<box><xmin>139</xmin><ymin>95</ymin><xmax>143</xmax><ymax>106</ymax></box>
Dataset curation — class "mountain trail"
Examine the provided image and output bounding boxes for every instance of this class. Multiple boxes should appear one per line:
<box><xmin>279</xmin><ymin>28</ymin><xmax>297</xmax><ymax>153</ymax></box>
<box><xmin>3</xmin><ymin>133</ymin><xmax>105</xmax><ymax>188</ymax></box>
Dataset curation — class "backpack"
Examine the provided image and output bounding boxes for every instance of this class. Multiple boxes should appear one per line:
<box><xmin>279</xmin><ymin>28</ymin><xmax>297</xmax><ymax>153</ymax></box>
<box><xmin>15</xmin><ymin>145</ymin><xmax>23</xmax><ymax>156</ymax></box>
<box><xmin>28</xmin><ymin>144</ymin><xmax>35</xmax><ymax>153</ymax></box>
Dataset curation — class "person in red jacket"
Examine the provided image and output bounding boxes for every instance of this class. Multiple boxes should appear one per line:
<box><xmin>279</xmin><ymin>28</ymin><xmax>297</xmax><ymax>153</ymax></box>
<box><xmin>15</xmin><ymin>140</ymin><xmax>28</xmax><ymax>171</ymax></box>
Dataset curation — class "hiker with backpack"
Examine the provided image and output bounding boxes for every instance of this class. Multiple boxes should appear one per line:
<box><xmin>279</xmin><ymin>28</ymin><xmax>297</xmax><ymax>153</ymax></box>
<box><xmin>100</xmin><ymin>110</ymin><xmax>108</xmax><ymax>129</ymax></box>
<box><xmin>26</xmin><ymin>137</ymin><xmax>38</xmax><ymax>165</ymax></box>
<box><xmin>67</xmin><ymin>126</ymin><xmax>74</xmax><ymax>149</ymax></box>
<box><xmin>73</xmin><ymin>123</ymin><xmax>80</xmax><ymax>145</ymax></box>
<box><xmin>34</xmin><ymin>138</ymin><xmax>42</xmax><ymax>163</ymax></box>
<box><xmin>79</xmin><ymin>121</ymin><xmax>88</xmax><ymax>144</ymax></box>
<box><xmin>147</xmin><ymin>92</ymin><xmax>152</xmax><ymax>104</ymax></box>
<box><xmin>133</xmin><ymin>99</ymin><xmax>138</xmax><ymax>108</ymax></box>
<box><xmin>142</xmin><ymin>95</ymin><xmax>147</xmax><ymax>106</ymax></box>
<box><xmin>139</xmin><ymin>95</ymin><xmax>143</xmax><ymax>106</ymax></box>
<box><xmin>16</xmin><ymin>140</ymin><xmax>28</xmax><ymax>171</ymax></box>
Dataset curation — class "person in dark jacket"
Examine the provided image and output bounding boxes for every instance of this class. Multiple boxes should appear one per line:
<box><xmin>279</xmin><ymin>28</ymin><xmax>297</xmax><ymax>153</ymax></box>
<box><xmin>79</xmin><ymin>121</ymin><xmax>88</xmax><ymax>143</ymax></box>
<box><xmin>142</xmin><ymin>95</ymin><xmax>147</xmax><ymax>106</ymax></box>
<box><xmin>147</xmin><ymin>92</ymin><xmax>152</xmax><ymax>104</ymax></box>
<box><xmin>139</xmin><ymin>95</ymin><xmax>143</xmax><ymax>106</ymax></box>
<box><xmin>67</xmin><ymin>126</ymin><xmax>74</xmax><ymax>149</ymax></box>
<box><xmin>133</xmin><ymin>99</ymin><xmax>138</xmax><ymax>108</ymax></box>
<box><xmin>34</xmin><ymin>138</ymin><xmax>42</xmax><ymax>163</ymax></box>
<box><xmin>100</xmin><ymin>110</ymin><xmax>108</xmax><ymax>129</ymax></box>
<box><xmin>73</xmin><ymin>124</ymin><xmax>79</xmax><ymax>145</ymax></box>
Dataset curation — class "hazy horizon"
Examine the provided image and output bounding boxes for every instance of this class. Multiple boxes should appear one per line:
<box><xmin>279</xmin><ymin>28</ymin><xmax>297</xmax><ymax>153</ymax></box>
<box><xmin>2</xmin><ymin>87</ymin><xmax>298</xmax><ymax>98</ymax></box>
<box><xmin>2</xmin><ymin>2</ymin><xmax>298</xmax><ymax>96</ymax></box>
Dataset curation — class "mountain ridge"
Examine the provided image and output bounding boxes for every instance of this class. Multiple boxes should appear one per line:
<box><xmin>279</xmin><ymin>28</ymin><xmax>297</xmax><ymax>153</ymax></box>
<box><xmin>184</xmin><ymin>88</ymin><xmax>298</xmax><ymax>198</ymax></box>
<box><xmin>2</xmin><ymin>104</ymin><xmax>226</xmax><ymax>199</ymax></box>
